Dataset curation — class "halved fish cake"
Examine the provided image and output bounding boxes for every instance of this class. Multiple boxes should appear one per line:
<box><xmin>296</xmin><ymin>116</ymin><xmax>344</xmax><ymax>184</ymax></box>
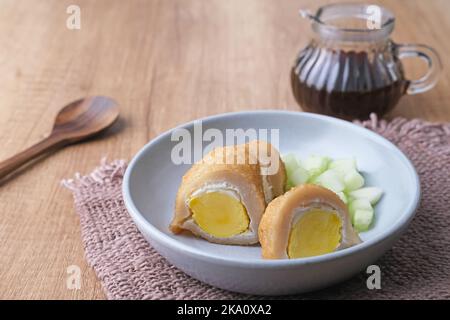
<box><xmin>170</xmin><ymin>141</ymin><xmax>285</xmax><ymax>245</ymax></box>
<box><xmin>259</xmin><ymin>184</ymin><xmax>361</xmax><ymax>259</ymax></box>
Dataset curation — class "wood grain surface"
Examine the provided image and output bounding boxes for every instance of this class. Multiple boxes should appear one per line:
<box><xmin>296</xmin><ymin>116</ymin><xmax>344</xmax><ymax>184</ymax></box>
<box><xmin>0</xmin><ymin>0</ymin><xmax>448</xmax><ymax>299</ymax></box>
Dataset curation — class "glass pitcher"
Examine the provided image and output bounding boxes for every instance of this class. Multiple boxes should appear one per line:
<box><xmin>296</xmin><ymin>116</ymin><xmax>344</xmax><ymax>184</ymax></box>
<box><xmin>291</xmin><ymin>3</ymin><xmax>442</xmax><ymax>120</ymax></box>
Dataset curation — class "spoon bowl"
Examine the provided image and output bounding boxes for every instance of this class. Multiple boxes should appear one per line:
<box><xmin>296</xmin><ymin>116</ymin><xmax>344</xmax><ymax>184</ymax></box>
<box><xmin>53</xmin><ymin>96</ymin><xmax>119</xmax><ymax>142</ymax></box>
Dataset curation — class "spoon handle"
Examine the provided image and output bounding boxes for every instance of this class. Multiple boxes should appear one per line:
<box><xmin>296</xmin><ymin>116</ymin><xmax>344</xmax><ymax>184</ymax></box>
<box><xmin>0</xmin><ymin>134</ymin><xmax>66</xmax><ymax>180</ymax></box>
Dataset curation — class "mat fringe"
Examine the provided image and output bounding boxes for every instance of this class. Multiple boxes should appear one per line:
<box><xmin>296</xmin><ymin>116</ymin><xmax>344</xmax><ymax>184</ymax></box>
<box><xmin>61</xmin><ymin>157</ymin><xmax>127</xmax><ymax>191</ymax></box>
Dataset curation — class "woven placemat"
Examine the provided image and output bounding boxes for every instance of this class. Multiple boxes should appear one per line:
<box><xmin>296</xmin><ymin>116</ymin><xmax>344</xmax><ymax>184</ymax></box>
<box><xmin>62</xmin><ymin>114</ymin><xmax>450</xmax><ymax>299</ymax></box>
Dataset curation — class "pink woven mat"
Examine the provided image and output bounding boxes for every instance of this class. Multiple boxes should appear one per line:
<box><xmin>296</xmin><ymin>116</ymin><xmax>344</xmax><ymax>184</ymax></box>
<box><xmin>63</xmin><ymin>115</ymin><xmax>450</xmax><ymax>299</ymax></box>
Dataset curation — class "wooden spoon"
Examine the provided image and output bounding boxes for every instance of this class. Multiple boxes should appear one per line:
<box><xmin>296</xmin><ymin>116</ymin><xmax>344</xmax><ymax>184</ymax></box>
<box><xmin>0</xmin><ymin>96</ymin><xmax>119</xmax><ymax>180</ymax></box>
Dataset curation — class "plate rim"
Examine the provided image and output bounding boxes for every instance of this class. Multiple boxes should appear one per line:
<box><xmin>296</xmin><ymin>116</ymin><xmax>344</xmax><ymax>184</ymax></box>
<box><xmin>122</xmin><ymin>110</ymin><xmax>420</xmax><ymax>268</ymax></box>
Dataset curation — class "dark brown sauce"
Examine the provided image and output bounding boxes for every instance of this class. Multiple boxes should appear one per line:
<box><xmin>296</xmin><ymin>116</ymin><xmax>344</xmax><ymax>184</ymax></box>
<box><xmin>291</xmin><ymin>48</ymin><xmax>409</xmax><ymax>120</ymax></box>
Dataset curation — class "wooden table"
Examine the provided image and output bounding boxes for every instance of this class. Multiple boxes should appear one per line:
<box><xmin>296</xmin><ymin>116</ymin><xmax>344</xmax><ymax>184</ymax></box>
<box><xmin>0</xmin><ymin>0</ymin><xmax>448</xmax><ymax>299</ymax></box>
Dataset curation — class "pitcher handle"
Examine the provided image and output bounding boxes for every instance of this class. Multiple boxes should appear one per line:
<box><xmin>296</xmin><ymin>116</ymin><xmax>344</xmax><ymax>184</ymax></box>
<box><xmin>397</xmin><ymin>43</ymin><xmax>442</xmax><ymax>95</ymax></box>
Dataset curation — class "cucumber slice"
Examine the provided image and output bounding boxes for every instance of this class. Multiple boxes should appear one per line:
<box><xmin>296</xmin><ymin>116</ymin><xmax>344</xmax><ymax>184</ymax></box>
<box><xmin>314</xmin><ymin>169</ymin><xmax>344</xmax><ymax>193</ymax></box>
<box><xmin>329</xmin><ymin>158</ymin><xmax>357</xmax><ymax>172</ymax></box>
<box><xmin>353</xmin><ymin>208</ymin><xmax>374</xmax><ymax>232</ymax></box>
<box><xmin>348</xmin><ymin>199</ymin><xmax>372</xmax><ymax>219</ymax></box>
<box><xmin>282</xmin><ymin>154</ymin><xmax>299</xmax><ymax>175</ymax></box>
<box><xmin>290</xmin><ymin>166</ymin><xmax>310</xmax><ymax>186</ymax></box>
<box><xmin>336</xmin><ymin>191</ymin><xmax>348</xmax><ymax>204</ymax></box>
<box><xmin>349</xmin><ymin>187</ymin><xmax>383</xmax><ymax>205</ymax></box>
<box><xmin>303</xmin><ymin>155</ymin><xmax>331</xmax><ymax>177</ymax></box>
<box><xmin>344</xmin><ymin>170</ymin><xmax>365</xmax><ymax>191</ymax></box>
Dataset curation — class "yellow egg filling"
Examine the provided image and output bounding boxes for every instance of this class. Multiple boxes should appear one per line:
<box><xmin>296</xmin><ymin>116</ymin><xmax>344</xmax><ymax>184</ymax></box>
<box><xmin>287</xmin><ymin>209</ymin><xmax>342</xmax><ymax>258</ymax></box>
<box><xmin>189</xmin><ymin>192</ymin><xmax>250</xmax><ymax>238</ymax></box>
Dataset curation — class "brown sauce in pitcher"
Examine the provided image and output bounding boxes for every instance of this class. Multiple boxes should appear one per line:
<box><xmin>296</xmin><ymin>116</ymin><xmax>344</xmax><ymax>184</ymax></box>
<box><xmin>291</xmin><ymin>48</ymin><xmax>410</xmax><ymax>120</ymax></box>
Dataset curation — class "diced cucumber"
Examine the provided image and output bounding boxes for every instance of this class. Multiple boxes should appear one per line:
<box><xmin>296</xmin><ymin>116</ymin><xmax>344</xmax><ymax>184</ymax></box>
<box><xmin>353</xmin><ymin>208</ymin><xmax>374</xmax><ymax>232</ymax></box>
<box><xmin>290</xmin><ymin>166</ymin><xmax>310</xmax><ymax>186</ymax></box>
<box><xmin>349</xmin><ymin>187</ymin><xmax>383</xmax><ymax>205</ymax></box>
<box><xmin>281</xmin><ymin>153</ymin><xmax>380</xmax><ymax>233</ymax></box>
<box><xmin>344</xmin><ymin>170</ymin><xmax>365</xmax><ymax>191</ymax></box>
<box><xmin>313</xmin><ymin>169</ymin><xmax>344</xmax><ymax>193</ymax></box>
<box><xmin>349</xmin><ymin>198</ymin><xmax>372</xmax><ymax>210</ymax></box>
<box><xmin>303</xmin><ymin>155</ymin><xmax>331</xmax><ymax>177</ymax></box>
<box><xmin>328</xmin><ymin>158</ymin><xmax>356</xmax><ymax>180</ymax></box>
<box><xmin>282</xmin><ymin>154</ymin><xmax>299</xmax><ymax>175</ymax></box>
<box><xmin>329</xmin><ymin>158</ymin><xmax>357</xmax><ymax>172</ymax></box>
<box><xmin>348</xmin><ymin>198</ymin><xmax>372</xmax><ymax>219</ymax></box>
<box><xmin>336</xmin><ymin>191</ymin><xmax>348</xmax><ymax>204</ymax></box>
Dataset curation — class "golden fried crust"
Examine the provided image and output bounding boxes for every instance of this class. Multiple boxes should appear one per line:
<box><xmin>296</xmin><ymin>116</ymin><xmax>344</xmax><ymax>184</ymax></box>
<box><xmin>271</xmin><ymin>159</ymin><xmax>286</xmax><ymax>196</ymax></box>
<box><xmin>259</xmin><ymin>184</ymin><xmax>361</xmax><ymax>259</ymax></box>
<box><xmin>247</xmin><ymin>140</ymin><xmax>286</xmax><ymax>198</ymax></box>
<box><xmin>258</xmin><ymin>195</ymin><xmax>285</xmax><ymax>258</ymax></box>
<box><xmin>170</xmin><ymin>144</ymin><xmax>265</xmax><ymax>235</ymax></box>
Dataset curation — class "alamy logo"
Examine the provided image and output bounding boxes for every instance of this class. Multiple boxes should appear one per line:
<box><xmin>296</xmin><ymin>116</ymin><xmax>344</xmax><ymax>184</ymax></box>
<box><xmin>66</xmin><ymin>5</ymin><xmax>81</xmax><ymax>30</ymax></box>
<box><xmin>66</xmin><ymin>265</ymin><xmax>81</xmax><ymax>290</ymax></box>
<box><xmin>366</xmin><ymin>265</ymin><xmax>381</xmax><ymax>290</ymax></box>
<box><xmin>171</xmin><ymin>121</ymin><xmax>280</xmax><ymax>174</ymax></box>
<box><xmin>366</xmin><ymin>5</ymin><xmax>382</xmax><ymax>30</ymax></box>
